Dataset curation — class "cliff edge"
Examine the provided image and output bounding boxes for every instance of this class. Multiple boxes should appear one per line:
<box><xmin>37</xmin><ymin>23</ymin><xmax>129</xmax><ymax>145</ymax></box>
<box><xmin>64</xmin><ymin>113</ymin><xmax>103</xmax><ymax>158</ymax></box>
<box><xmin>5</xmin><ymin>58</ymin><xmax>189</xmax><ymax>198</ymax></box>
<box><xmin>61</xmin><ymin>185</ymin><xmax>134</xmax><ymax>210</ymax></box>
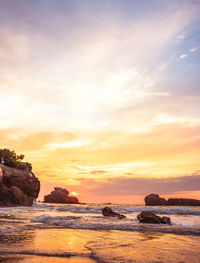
<box><xmin>0</xmin><ymin>163</ymin><xmax>40</xmax><ymax>206</ymax></box>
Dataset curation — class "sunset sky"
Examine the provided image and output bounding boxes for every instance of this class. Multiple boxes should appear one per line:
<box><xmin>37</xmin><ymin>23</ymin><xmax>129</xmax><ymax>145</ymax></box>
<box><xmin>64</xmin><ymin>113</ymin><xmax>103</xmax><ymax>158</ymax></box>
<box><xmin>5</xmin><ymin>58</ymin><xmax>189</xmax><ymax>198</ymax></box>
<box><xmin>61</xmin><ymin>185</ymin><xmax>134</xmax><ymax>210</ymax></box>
<box><xmin>0</xmin><ymin>0</ymin><xmax>200</xmax><ymax>203</ymax></box>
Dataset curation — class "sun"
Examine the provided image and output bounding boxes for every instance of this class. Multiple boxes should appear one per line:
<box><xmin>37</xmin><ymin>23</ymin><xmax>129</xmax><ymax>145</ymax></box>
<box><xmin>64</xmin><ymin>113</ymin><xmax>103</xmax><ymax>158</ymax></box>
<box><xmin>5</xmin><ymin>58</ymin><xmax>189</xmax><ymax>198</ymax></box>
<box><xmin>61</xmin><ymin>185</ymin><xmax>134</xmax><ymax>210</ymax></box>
<box><xmin>71</xmin><ymin>192</ymin><xmax>78</xmax><ymax>196</ymax></box>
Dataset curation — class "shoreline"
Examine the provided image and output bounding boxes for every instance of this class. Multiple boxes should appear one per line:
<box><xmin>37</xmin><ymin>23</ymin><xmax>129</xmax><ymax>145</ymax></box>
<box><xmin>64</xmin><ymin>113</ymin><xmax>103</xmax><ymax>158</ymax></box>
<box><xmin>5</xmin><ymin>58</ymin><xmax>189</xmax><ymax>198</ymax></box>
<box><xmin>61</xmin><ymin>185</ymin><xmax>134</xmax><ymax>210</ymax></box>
<box><xmin>0</xmin><ymin>202</ymin><xmax>200</xmax><ymax>262</ymax></box>
<box><xmin>0</xmin><ymin>228</ymin><xmax>200</xmax><ymax>263</ymax></box>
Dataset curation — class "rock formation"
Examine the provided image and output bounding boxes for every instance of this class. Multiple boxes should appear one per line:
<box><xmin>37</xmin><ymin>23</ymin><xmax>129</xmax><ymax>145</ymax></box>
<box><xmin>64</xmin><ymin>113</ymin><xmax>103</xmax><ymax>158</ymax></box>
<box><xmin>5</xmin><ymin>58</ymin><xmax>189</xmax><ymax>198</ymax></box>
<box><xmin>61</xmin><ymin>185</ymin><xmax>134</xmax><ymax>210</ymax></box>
<box><xmin>145</xmin><ymin>194</ymin><xmax>167</xmax><ymax>206</ymax></box>
<box><xmin>145</xmin><ymin>193</ymin><xmax>200</xmax><ymax>206</ymax></box>
<box><xmin>137</xmin><ymin>211</ymin><xmax>171</xmax><ymax>224</ymax></box>
<box><xmin>0</xmin><ymin>164</ymin><xmax>40</xmax><ymax>206</ymax></box>
<box><xmin>102</xmin><ymin>207</ymin><xmax>126</xmax><ymax>219</ymax></box>
<box><xmin>166</xmin><ymin>198</ymin><xmax>200</xmax><ymax>206</ymax></box>
<box><xmin>44</xmin><ymin>187</ymin><xmax>79</xmax><ymax>204</ymax></box>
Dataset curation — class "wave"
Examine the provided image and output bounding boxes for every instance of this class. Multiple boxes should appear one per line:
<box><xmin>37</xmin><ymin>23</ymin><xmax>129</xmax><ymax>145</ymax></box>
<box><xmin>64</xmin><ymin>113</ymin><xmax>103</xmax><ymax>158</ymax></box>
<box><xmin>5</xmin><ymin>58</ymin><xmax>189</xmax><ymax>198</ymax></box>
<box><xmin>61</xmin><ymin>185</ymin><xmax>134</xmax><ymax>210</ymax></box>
<box><xmin>1</xmin><ymin>203</ymin><xmax>200</xmax><ymax>236</ymax></box>
<box><xmin>31</xmin><ymin>215</ymin><xmax>81</xmax><ymax>223</ymax></box>
<box><xmin>38</xmin><ymin>203</ymin><xmax>200</xmax><ymax>215</ymax></box>
<box><xmin>29</xmin><ymin>214</ymin><xmax>200</xmax><ymax>235</ymax></box>
<box><xmin>3</xmin><ymin>202</ymin><xmax>197</xmax><ymax>216</ymax></box>
<box><xmin>123</xmin><ymin>206</ymin><xmax>200</xmax><ymax>215</ymax></box>
<box><xmin>0</xmin><ymin>211</ymin><xmax>200</xmax><ymax>236</ymax></box>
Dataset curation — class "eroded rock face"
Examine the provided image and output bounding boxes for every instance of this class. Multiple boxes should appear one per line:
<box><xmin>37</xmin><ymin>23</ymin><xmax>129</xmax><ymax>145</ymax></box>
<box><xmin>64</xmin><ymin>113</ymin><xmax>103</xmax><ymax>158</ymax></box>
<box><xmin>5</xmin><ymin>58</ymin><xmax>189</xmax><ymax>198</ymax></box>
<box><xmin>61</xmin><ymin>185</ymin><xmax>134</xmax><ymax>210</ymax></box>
<box><xmin>102</xmin><ymin>207</ymin><xmax>126</xmax><ymax>219</ymax></box>
<box><xmin>145</xmin><ymin>194</ymin><xmax>167</xmax><ymax>206</ymax></box>
<box><xmin>0</xmin><ymin>164</ymin><xmax>40</xmax><ymax>206</ymax></box>
<box><xmin>44</xmin><ymin>187</ymin><xmax>79</xmax><ymax>204</ymax></box>
<box><xmin>167</xmin><ymin>198</ymin><xmax>200</xmax><ymax>206</ymax></box>
<box><xmin>137</xmin><ymin>211</ymin><xmax>171</xmax><ymax>224</ymax></box>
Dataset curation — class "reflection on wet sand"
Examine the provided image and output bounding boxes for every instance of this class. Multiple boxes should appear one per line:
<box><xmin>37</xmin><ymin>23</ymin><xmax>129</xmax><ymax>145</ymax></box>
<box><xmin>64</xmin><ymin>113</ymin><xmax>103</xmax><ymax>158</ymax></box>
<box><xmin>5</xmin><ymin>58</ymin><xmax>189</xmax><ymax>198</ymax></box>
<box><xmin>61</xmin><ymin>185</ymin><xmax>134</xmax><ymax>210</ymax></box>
<box><xmin>0</xmin><ymin>255</ymin><xmax>95</xmax><ymax>263</ymax></box>
<box><xmin>0</xmin><ymin>229</ymin><xmax>200</xmax><ymax>263</ymax></box>
<box><xmin>0</xmin><ymin>231</ymin><xmax>34</xmax><ymax>246</ymax></box>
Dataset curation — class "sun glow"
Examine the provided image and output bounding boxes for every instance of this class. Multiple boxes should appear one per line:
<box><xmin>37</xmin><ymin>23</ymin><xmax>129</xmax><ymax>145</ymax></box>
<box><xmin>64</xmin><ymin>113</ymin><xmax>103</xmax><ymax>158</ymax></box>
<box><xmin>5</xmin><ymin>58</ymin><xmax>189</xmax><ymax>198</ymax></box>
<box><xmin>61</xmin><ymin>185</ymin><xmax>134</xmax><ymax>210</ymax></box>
<box><xmin>1</xmin><ymin>0</ymin><xmax>200</xmax><ymax>204</ymax></box>
<box><xmin>71</xmin><ymin>192</ymin><xmax>78</xmax><ymax>196</ymax></box>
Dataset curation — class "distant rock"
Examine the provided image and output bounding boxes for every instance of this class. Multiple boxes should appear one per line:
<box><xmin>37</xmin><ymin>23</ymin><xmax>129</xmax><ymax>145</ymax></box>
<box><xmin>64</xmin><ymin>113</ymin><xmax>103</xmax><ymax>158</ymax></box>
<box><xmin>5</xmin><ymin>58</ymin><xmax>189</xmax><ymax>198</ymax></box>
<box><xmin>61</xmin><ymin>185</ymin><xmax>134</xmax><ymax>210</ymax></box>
<box><xmin>145</xmin><ymin>193</ymin><xmax>200</xmax><ymax>206</ymax></box>
<box><xmin>166</xmin><ymin>198</ymin><xmax>200</xmax><ymax>206</ymax></box>
<box><xmin>137</xmin><ymin>211</ymin><xmax>171</xmax><ymax>224</ymax></box>
<box><xmin>44</xmin><ymin>187</ymin><xmax>79</xmax><ymax>204</ymax></box>
<box><xmin>145</xmin><ymin>194</ymin><xmax>167</xmax><ymax>206</ymax></box>
<box><xmin>102</xmin><ymin>207</ymin><xmax>126</xmax><ymax>219</ymax></box>
<box><xmin>0</xmin><ymin>164</ymin><xmax>40</xmax><ymax>206</ymax></box>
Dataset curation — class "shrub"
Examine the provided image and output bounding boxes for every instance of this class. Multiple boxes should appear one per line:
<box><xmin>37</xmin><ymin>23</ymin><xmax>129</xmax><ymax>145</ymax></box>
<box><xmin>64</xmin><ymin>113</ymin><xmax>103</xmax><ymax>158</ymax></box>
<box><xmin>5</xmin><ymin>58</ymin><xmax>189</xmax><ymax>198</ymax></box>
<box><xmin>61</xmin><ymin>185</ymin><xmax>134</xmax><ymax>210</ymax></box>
<box><xmin>0</xmin><ymin>148</ymin><xmax>25</xmax><ymax>168</ymax></box>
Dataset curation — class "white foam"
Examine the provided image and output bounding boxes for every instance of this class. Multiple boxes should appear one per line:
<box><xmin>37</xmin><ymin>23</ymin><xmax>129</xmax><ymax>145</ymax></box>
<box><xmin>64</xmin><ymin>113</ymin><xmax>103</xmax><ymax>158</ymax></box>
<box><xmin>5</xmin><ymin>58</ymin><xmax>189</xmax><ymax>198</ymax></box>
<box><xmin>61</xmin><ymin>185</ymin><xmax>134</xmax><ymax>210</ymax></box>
<box><xmin>31</xmin><ymin>215</ymin><xmax>81</xmax><ymax>223</ymax></box>
<box><xmin>54</xmin><ymin>204</ymin><xmax>200</xmax><ymax>215</ymax></box>
<box><xmin>1</xmin><ymin>203</ymin><xmax>200</xmax><ymax>235</ymax></box>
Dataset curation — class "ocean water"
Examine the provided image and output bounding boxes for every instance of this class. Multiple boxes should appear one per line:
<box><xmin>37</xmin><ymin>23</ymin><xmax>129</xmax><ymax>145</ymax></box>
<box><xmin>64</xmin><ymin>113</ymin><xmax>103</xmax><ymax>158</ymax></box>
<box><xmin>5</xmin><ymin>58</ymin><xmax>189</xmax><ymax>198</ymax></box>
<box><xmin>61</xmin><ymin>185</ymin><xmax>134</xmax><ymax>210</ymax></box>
<box><xmin>0</xmin><ymin>202</ymin><xmax>200</xmax><ymax>262</ymax></box>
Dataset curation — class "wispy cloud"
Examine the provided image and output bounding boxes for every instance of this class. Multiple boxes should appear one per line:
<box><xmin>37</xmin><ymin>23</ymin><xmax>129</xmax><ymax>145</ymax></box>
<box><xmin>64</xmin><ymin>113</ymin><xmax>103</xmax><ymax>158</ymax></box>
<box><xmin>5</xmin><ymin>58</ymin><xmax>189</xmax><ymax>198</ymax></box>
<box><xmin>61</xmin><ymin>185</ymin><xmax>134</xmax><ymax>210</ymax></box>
<box><xmin>190</xmin><ymin>47</ymin><xmax>198</xmax><ymax>52</ymax></box>
<box><xmin>75</xmin><ymin>171</ymin><xmax>200</xmax><ymax>196</ymax></box>
<box><xmin>0</xmin><ymin>0</ymin><xmax>200</xmax><ymax>202</ymax></box>
<box><xmin>176</xmin><ymin>31</ymin><xmax>187</xmax><ymax>41</ymax></box>
<box><xmin>177</xmin><ymin>54</ymin><xmax>188</xmax><ymax>60</ymax></box>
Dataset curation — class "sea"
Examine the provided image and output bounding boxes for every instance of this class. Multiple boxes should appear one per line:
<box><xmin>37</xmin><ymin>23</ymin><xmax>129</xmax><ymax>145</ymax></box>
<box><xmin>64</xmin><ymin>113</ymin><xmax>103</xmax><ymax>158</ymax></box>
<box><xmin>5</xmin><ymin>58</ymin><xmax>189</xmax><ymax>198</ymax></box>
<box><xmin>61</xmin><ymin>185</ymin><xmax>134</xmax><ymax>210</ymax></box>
<box><xmin>0</xmin><ymin>202</ymin><xmax>200</xmax><ymax>263</ymax></box>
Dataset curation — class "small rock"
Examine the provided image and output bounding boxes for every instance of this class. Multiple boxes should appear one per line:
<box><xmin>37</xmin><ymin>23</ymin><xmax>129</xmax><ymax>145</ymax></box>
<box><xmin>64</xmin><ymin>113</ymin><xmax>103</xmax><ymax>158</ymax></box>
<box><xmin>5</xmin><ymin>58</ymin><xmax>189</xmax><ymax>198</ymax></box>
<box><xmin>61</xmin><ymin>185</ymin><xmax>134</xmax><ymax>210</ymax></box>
<box><xmin>137</xmin><ymin>211</ymin><xmax>171</xmax><ymax>224</ymax></box>
<box><xmin>102</xmin><ymin>207</ymin><xmax>126</xmax><ymax>219</ymax></box>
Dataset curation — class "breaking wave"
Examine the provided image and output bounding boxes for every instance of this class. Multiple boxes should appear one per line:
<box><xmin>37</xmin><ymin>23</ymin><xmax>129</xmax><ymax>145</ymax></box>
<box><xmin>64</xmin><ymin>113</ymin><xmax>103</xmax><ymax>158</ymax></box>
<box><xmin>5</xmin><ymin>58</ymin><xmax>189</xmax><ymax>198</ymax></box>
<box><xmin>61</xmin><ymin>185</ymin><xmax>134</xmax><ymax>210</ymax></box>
<box><xmin>32</xmin><ymin>203</ymin><xmax>200</xmax><ymax>215</ymax></box>
<box><xmin>0</xmin><ymin>202</ymin><xmax>200</xmax><ymax>235</ymax></box>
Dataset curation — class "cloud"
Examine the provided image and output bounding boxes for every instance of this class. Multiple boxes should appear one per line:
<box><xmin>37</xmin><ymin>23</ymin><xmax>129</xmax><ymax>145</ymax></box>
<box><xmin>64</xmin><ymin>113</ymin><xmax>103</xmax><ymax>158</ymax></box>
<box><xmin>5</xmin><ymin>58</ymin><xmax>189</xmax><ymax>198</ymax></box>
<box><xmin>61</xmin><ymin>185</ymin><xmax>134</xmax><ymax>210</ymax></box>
<box><xmin>0</xmin><ymin>0</ymin><xmax>200</xmax><ymax>203</ymax></box>
<box><xmin>0</xmin><ymin>130</ymin><xmax>77</xmax><ymax>152</ymax></box>
<box><xmin>177</xmin><ymin>31</ymin><xmax>187</xmax><ymax>41</ymax></box>
<box><xmin>190</xmin><ymin>47</ymin><xmax>198</xmax><ymax>52</ymax></box>
<box><xmin>24</xmin><ymin>122</ymin><xmax>200</xmax><ymax>186</ymax></box>
<box><xmin>16</xmin><ymin>132</ymin><xmax>56</xmax><ymax>151</ymax></box>
<box><xmin>177</xmin><ymin>54</ymin><xmax>188</xmax><ymax>60</ymax></box>
<box><xmin>90</xmin><ymin>170</ymin><xmax>107</xmax><ymax>175</ymax></box>
<box><xmin>49</xmin><ymin>140</ymin><xmax>92</xmax><ymax>150</ymax></box>
<box><xmin>75</xmin><ymin>171</ymin><xmax>200</xmax><ymax>196</ymax></box>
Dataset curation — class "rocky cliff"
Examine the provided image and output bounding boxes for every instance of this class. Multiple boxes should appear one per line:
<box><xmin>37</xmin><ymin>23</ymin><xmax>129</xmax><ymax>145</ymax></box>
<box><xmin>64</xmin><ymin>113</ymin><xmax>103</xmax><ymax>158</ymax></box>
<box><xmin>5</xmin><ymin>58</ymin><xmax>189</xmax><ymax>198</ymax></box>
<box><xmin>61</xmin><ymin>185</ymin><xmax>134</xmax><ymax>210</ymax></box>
<box><xmin>0</xmin><ymin>164</ymin><xmax>40</xmax><ymax>206</ymax></box>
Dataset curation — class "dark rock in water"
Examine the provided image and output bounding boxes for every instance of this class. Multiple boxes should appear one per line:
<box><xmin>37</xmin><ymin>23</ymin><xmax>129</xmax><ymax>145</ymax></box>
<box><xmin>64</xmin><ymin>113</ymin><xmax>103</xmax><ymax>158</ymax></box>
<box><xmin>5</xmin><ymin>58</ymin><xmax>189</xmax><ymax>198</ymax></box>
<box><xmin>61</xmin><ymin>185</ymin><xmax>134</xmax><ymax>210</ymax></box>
<box><xmin>102</xmin><ymin>207</ymin><xmax>126</xmax><ymax>219</ymax></box>
<box><xmin>0</xmin><ymin>164</ymin><xmax>40</xmax><ymax>206</ymax></box>
<box><xmin>137</xmin><ymin>211</ymin><xmax>171</xmax><ymax>224</ymax></box>
<box><xmin>44</xmin><ymin>187</ymin><xmax>79</xmax><ymax>204</ymax></box>
<box><xmin>145</xmin><ymin>194</ymin><xmax>167</xmax><ymax>206</ymax></box>
<box><xmin>166</xmin><ymin>198</ymin><xmax>200</xmax><ymax>206</ymax></box>
<box><xmin>161</xmin><ymin>216</ymin><xmax>171</xmax><ymax>224</ymax></box>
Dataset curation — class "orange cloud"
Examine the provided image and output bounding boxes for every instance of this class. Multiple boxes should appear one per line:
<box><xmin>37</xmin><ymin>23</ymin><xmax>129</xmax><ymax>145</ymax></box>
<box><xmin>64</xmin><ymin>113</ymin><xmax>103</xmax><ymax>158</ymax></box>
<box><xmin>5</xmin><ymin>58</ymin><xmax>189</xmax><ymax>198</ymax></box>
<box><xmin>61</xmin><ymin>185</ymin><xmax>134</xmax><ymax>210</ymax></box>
<box><xmin>0</xmin><ymin>0</ymin><xmax>200</xmax><ymax>203</ymax></box>
<box><xmin>16</xmin><ymin>131</ymin><xmax>77</xmax><ymax>151</ymax></box>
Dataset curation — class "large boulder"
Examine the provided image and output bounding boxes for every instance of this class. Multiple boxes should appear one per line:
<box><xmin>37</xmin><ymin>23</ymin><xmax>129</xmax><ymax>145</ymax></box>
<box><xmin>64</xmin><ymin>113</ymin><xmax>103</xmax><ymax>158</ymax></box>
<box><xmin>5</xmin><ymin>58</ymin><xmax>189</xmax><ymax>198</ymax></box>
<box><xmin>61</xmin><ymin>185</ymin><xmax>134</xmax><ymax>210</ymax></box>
<box><xmin>44</xmin><ymin>187</ymin><xmax>79</xmax><ymax>204</ymax></box>
<box><xmin>137</xmin><ymin>211</ymin><xmax>171</xmax><ymax>224</ymax></box>
<box><xmin>166</xmin><ymin>198</ymin><xmax>200</xmax><ymax>206</ymax></box>
<box><xmin>0</xmin><ymin>164</ymin><xmax>40</xmax><ymax>206</ymax></box>
<box><xmin>145</xmin><ymin>194</ymin><xmax>167</xmax><ymax>206</ymax></box>
<box><xmin>102</xmin><ymin>207</ymin><xmax>126</xmax><ymax>219</ymax></box>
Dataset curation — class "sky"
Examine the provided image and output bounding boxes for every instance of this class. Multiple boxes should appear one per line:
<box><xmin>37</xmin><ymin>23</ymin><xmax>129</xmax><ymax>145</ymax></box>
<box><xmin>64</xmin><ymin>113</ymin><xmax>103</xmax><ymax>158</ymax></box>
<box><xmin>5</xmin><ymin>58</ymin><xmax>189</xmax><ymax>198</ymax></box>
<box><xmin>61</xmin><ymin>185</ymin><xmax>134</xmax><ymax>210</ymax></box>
<box><xmin>0</xmin><ymin>0</ymin><xmax>200</xmax><ymax>203</ymax></box>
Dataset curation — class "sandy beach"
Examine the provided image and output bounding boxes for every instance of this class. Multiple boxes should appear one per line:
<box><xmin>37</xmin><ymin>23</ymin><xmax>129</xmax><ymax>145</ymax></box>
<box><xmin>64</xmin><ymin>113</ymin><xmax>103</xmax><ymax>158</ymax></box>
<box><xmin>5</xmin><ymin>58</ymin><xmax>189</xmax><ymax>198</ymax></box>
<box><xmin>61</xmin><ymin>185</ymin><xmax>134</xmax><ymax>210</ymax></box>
<box><xmin>0</xmin><ymin>203</ymin><xmax>200</xmax><ymax>262</ymax></box>
<box><xmin>0</xmin><ymin>228</ymin><xmax>200</xmax><ymax>263</ymax></box>
<box><xmin>1</xmin><ymin>1</ymin><xmax>200</xmax><ymax>262</ymax></box>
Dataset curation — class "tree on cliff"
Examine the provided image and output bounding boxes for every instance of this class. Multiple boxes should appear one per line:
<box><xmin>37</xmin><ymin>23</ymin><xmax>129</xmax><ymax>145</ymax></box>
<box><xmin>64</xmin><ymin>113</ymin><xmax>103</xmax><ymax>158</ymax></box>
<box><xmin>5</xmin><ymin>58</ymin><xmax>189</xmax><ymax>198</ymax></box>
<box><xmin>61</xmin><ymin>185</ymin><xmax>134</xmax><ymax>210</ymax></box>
<box><xmin>0</xmin><ymin>148</ymin><xmax>25</xmax><ymax>168</ymax></box>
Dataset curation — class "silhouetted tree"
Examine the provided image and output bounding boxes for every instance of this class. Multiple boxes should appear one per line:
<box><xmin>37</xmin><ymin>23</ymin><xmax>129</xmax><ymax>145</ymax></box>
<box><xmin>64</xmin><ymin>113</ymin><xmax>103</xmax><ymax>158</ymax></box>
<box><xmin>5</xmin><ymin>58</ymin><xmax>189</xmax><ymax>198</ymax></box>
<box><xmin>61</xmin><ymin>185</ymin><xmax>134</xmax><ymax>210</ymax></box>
<box><xmin>0</xmin><ymin>148</ymin><xmax>25</xmax><ymax>168</ymax></box>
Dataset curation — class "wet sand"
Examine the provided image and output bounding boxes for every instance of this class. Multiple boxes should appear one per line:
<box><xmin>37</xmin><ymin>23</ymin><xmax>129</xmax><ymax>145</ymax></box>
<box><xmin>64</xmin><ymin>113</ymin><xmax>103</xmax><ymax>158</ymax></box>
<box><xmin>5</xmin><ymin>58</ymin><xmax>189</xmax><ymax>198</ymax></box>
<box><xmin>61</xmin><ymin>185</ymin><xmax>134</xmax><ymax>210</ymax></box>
<box><xmin>0</xmin><ymin>228</ymin><xmax>200</xmax><ymax>263</ymax></box>
<box><xmin>0</xmin><ymin>255</ymin><xmax>95</xmax><ymax>263</ymax></box>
